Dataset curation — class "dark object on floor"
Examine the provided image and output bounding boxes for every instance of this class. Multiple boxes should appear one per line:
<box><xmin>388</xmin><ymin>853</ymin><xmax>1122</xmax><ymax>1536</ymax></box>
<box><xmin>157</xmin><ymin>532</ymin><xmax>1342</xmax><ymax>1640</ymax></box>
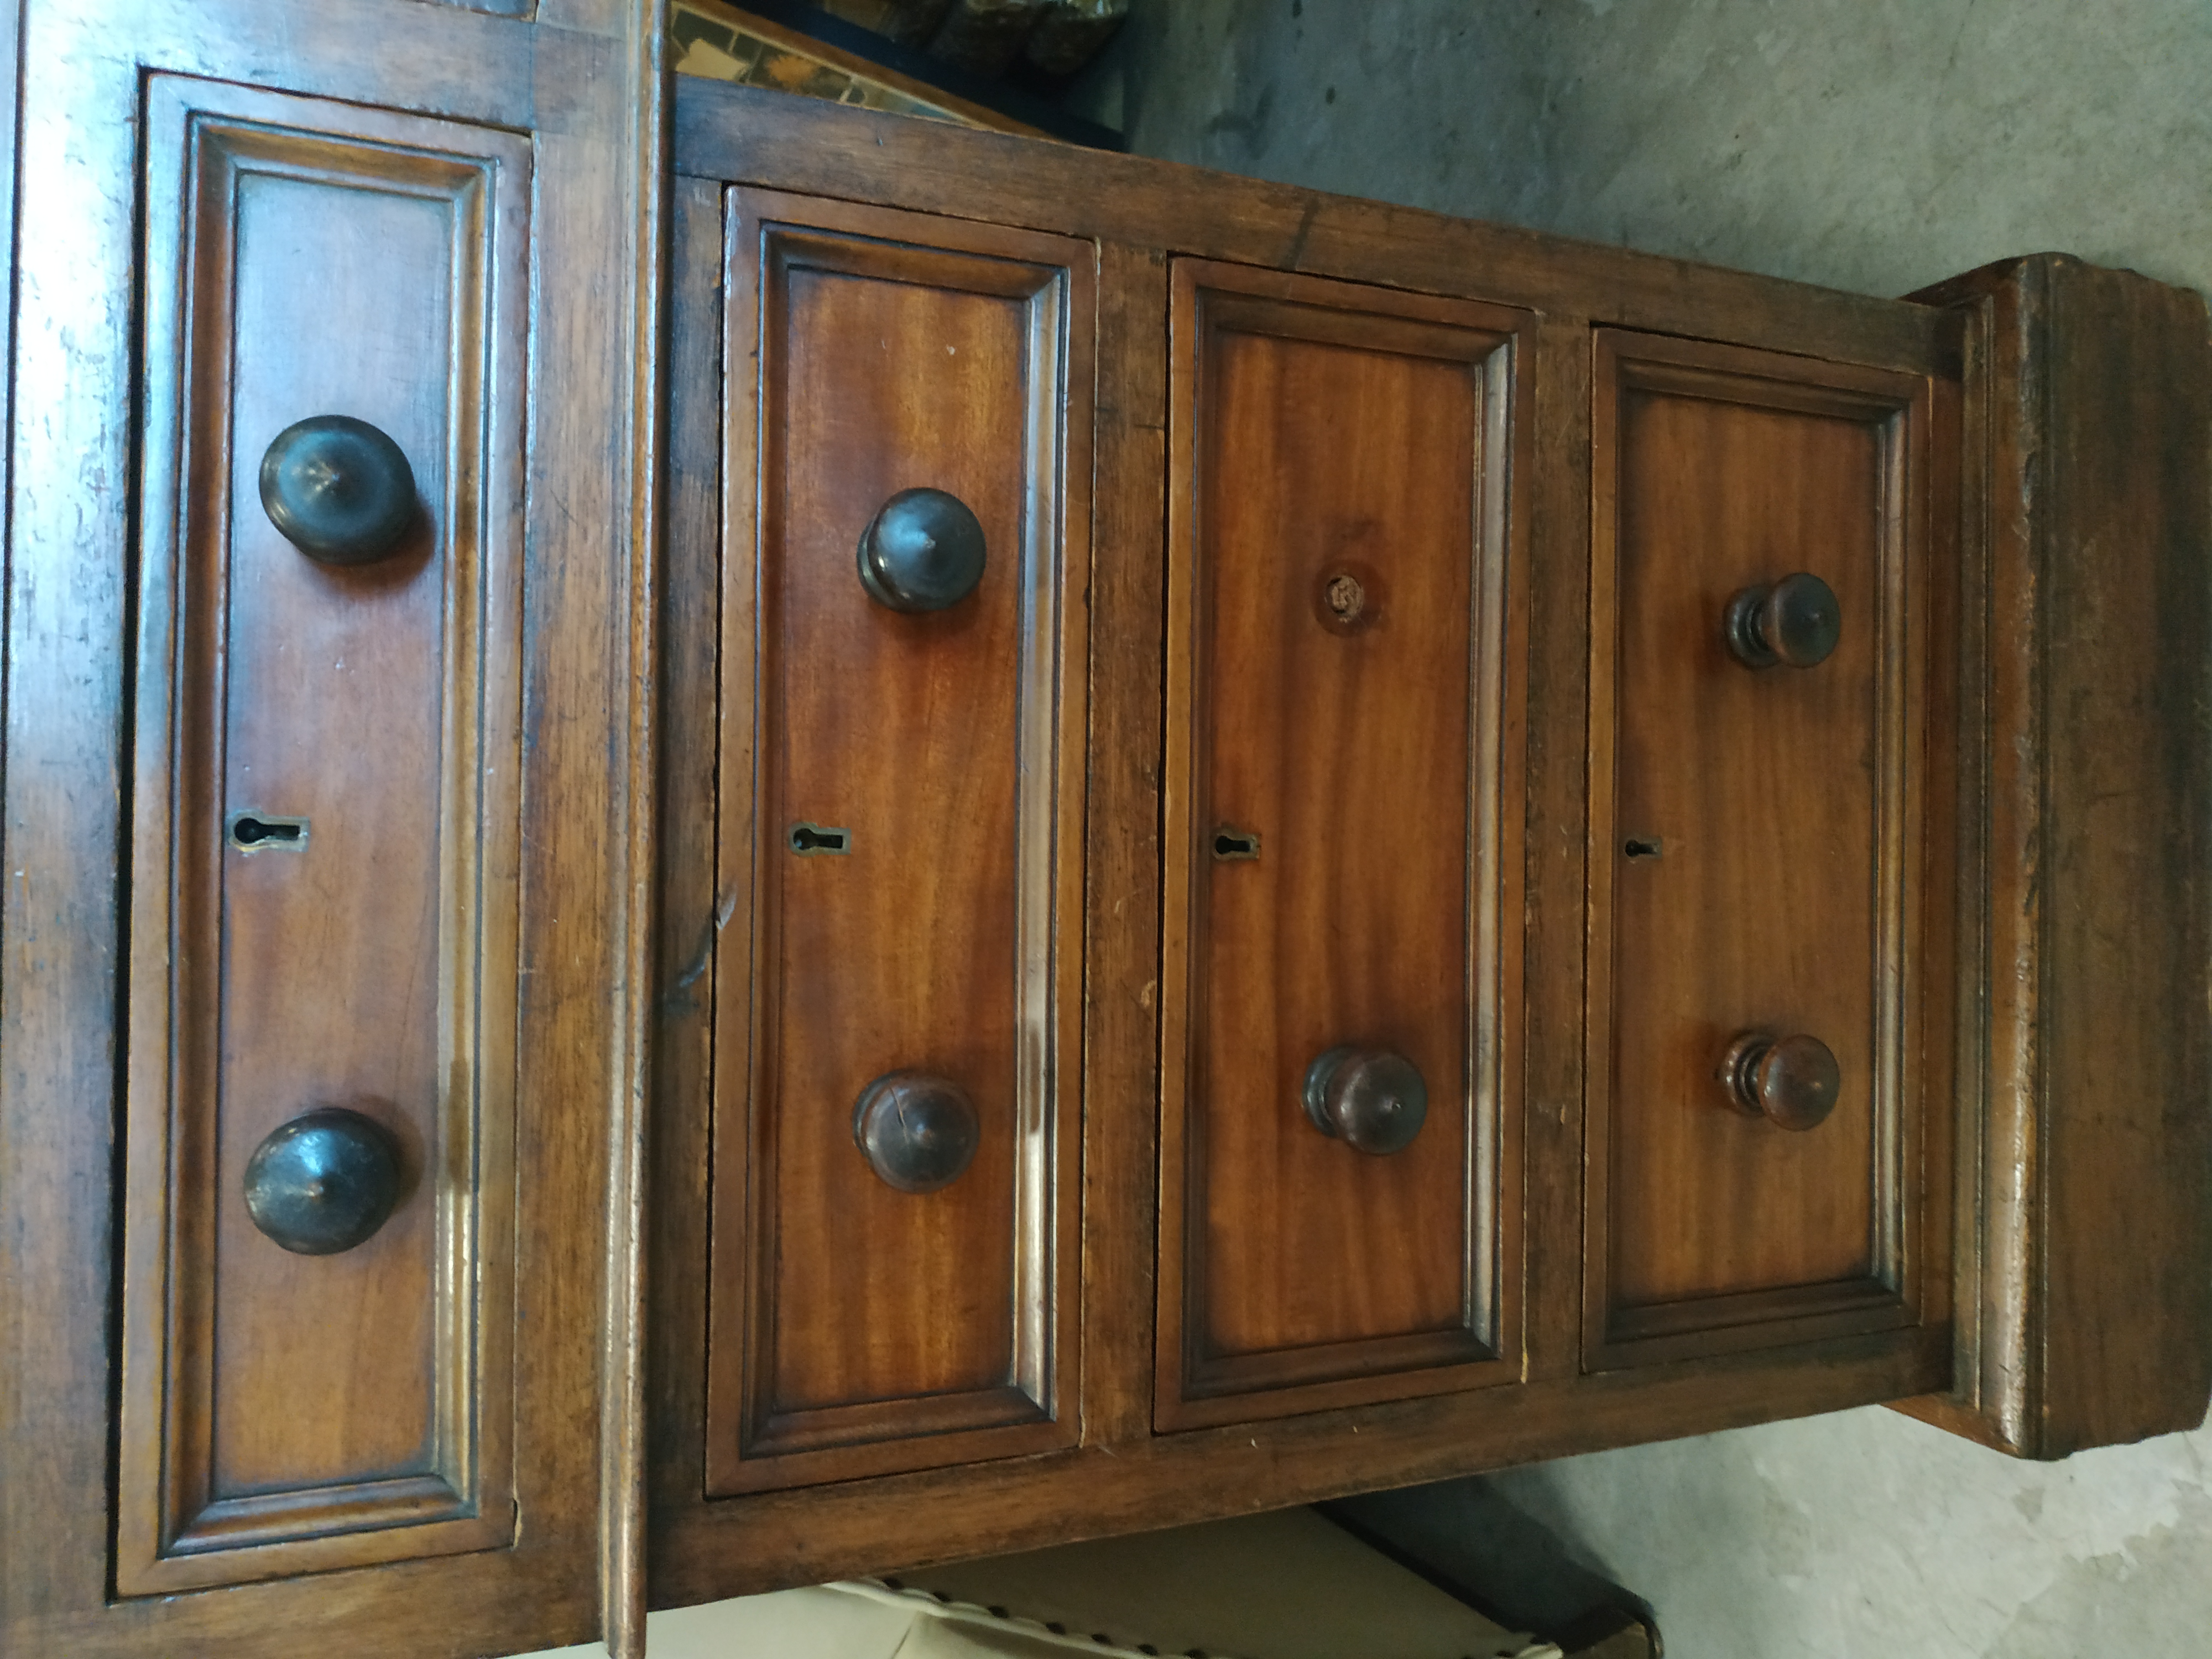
<box><xmin>1325</xmin><ymin>1491</ymin><xmax>1664</xmax><ymax>1657</ymax></box>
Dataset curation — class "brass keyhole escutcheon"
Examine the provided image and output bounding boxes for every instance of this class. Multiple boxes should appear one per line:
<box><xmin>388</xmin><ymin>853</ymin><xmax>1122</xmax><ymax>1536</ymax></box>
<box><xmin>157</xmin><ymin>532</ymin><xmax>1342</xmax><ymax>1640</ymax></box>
<box><xmin>227</xmin><ymin>810</ymin><xmax>310</xmax><ymax>852</ymax></box>
<box><xmin>1212</xmin><ymin>825</ymin><xmax>1262</xmax><ymax>862</ymax></box>
<box><xmin>788</xmin><ymin>822</ymin><xmax>851</xmax><ymax>855</ymax></box>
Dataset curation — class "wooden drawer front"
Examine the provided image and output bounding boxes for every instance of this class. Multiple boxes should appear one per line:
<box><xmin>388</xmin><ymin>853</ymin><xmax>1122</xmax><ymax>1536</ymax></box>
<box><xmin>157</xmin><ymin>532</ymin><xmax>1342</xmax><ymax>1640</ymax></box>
<box><xmin>1157</xmin><ymin>261</ymin><xmax>1528</xmax><ymax>1430</ymax></box>
<box><xmin>1588</xmin><ymin>330</ymin><xmax>1933</xmax><ymax>1368</ymax></box>
<box><xmin>118</xmin><ymin>77</ymin><xmax>528</xmax><ymax>1590</ymax></box>
<box><xmin>706</xmin><ymin>191</ymin><xmax>1091</xmax><ymax>1493</ymax></box>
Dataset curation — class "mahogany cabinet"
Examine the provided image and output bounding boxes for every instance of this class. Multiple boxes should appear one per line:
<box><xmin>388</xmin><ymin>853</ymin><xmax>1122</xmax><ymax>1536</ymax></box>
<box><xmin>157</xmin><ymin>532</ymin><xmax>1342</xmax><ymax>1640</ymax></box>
<box><xmin>646</xmin><ymin>77</ymin><xmax>2210</xmax><ymax>1615</ymax></box>
<box><xmin>4</xmin><ymin>13</ymin><xmax>2209</xmax><ymax>1659</ymax></box>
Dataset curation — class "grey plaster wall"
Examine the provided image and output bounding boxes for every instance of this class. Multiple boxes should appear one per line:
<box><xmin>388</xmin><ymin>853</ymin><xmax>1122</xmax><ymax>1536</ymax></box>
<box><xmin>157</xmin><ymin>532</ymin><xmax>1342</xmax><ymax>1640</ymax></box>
<box><xmin>1074</xmin><ymin>3</ymin><xmax>2212</xmax><ymax>1654</ymax></box>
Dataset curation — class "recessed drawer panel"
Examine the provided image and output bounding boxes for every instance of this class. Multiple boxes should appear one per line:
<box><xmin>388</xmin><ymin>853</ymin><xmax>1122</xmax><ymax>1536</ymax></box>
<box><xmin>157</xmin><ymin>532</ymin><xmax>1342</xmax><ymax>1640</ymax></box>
<box><xmin>119</xmin><ymin>76</ymin><xmax>529</xmax><ymax>1591</ymax></box>
<box><xmin>705</xmin><ymin>190</ymin><xmax>1091</xmax><ymax>1493</ymax></box>
<box><xmin>1157</xmin><ymin>260</ymin><xmax>1529</xmax><ymax>1430</ymax></box>
<box><xmin>1587</xmin><ymin>330</ymin><xmax>1934</xmax><ymax>1368</ymax></box>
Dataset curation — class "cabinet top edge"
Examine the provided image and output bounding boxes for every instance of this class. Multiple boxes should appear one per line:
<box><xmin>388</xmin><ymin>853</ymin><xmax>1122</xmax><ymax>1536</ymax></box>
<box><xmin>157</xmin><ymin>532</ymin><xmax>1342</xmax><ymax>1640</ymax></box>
<box><xmin>675</xmin><ymin>77</ymin><xmax>1956</xmax><ymax>374</ymax></box>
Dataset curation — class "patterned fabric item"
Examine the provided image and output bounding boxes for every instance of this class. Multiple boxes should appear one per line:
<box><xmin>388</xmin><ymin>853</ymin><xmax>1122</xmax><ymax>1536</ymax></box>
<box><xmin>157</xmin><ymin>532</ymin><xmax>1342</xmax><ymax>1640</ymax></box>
<box><xmin>671</xmin><ymin>1</ymin><xmax>988</xmax><ymax>128</ymax></box>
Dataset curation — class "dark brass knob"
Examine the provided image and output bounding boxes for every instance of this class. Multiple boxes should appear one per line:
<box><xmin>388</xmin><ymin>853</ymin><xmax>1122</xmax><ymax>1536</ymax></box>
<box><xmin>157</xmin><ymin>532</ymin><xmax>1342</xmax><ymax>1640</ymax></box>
<box><xmin>1718</xmin><ymin>1031</ymin><xmax>1841</xmax><ymax>1131</ymax></box>
<box><xmin>1301</xmin><ymin>1046</ymin><xmax>1428</xmax><ymax>1156</ymax></box>
<box><xmin>852</xmin><ymin>1070</ymin><xmax>980</xmax><ymax>1193</ymax></box>
<box><xmin>1724</xmin><ymin>571</ymin><xmax>1840</xmax><ymax>668</ymax></box>
<box><xmin>242</xmin><ymin>1107</ymin><xmax>403</xmax><ymax>1255</ymax></box>
<box><xmin>259</xmin><ymin>414</ymin><xmax>419</xmax><ymax>566</ymax></box>
<box><xmin>857</xmin><ymin>487</ymin><xmax>987</xmax><ymax>612</ymax></box>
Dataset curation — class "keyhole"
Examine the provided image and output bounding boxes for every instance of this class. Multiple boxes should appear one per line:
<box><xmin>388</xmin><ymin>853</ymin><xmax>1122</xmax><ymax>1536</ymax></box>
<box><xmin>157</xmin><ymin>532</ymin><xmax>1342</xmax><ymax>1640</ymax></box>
<box><xmin>228</xmin><ymin>812</ymin><xmax>310</xmax><ymax>852</ymax></box>
<box><xmin>789</xmin><ymin>822</ymin><xmax>851</xmax><ymax>855</ymax></box>
<box><xmin>1212</xmin><ymin>827</ymin><xmax>1262</xmax><ymax>862</ymax></box>
<box><xmin>1624</xmin><ymin>836</ymin><xmax>1663</xmax><ymax>861</ymax></box>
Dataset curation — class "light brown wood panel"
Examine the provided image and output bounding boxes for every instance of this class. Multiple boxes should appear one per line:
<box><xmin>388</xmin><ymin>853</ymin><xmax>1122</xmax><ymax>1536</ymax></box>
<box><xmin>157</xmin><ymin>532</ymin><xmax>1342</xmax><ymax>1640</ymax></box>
<box><xmin>707</xmin><ymin>188</ymin><xmax>1091</xmax><ymax>1491</ymax></box>
<box><xmin>117</xmin><ymin>75</ymin><xmax>528</xmax><ymax>1592</ymax></box>
<box><xmin>1587</xmin><ymin>330</ymin><xmax>1933</xmax><ymax>1368</ymax></box>
<box><xmin>1159</xmin><ymin>260</ymin><xmax>1529</xmax><ymax>1430</ymax></box>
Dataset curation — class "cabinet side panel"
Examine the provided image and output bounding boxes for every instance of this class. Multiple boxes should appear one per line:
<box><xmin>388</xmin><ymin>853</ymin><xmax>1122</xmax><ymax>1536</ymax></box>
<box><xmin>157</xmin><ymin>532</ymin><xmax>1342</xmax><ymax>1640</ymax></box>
<box><xmin>118</xmin><ymin>76</ymin><xmax>526</xmax><ymax>1592</ymax></box>
<box><xmin>1899</xmin><ymin>255</ymin><xmax>2212</xmax><ymax>1457</ymax></box>
<box><xmin>2035</xmin><ymin>262</ymin><xmax>2212</xmax><ymax>1451</ymax></box>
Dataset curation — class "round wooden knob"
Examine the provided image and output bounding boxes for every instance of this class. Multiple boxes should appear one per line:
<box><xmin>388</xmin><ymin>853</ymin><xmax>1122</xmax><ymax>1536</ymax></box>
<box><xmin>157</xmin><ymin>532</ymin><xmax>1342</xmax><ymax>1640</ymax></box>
<box><xmin>258</xmin><ymin>415</ymin><xmax>419</xmax><ymax>566</ymax></box>
<box><xmin>1301</xmin><ymin>1046</ymin><xmax>1429</xmax><ymax>1156</ymax></box>
<box><xmin>852</xmin><ymin>1070</ymin><xmax>980</xmax><ymax>1193</ymax></box>
<box><xmin>242</xmin><ymin>1107</ymin><xmax>403</xmax><ymax>1255</ymax></box>
<box><xmin>1724</xmin><ymin>572</ymin><xmax>1840</xmax><ymax>668</ymax></box>
<box><xmin>1718</xmin><ymin>1031</ymin><xmax>1841</xmax><ymax>1131</ymax></box>
<box><xmin>857</xmin><ymin>487</ymin><xmax>987</xmax><ymax>612</ymax></box>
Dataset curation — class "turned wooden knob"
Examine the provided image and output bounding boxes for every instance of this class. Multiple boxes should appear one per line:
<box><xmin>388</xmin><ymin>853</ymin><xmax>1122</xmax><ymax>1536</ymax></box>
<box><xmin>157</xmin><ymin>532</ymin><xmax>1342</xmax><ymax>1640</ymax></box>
<box><xmin>242</xmin><ymin>1107</ymin><xmax>403</xmax><ymax>1254</ymax></box>
<box><xmin>1724</xmin><ymin>572</ymin><xmax>1840</xmax><ymax>668</ymax></box>
<box><xmin>1301</xmin><ymin>1046</ymin><xmax>1428</xmax><ymax>1156</ymax></box>
<box><xmin>852</xmin><ymin>1070</ymin><xmax>980</xmax><ymax>1193</ymax></box>
<box><xmin>857</xmin><ymin>487</ymin><xmax>987</xmax><ymax>612</ymax></box>
<box><xmin>259</xmin><ymin>415</ymin><xmax>419</xmax><ymax>566</ymax></box>
<box><xmin>1718</xmin><ymin>1031</ymin><xmax>1840</xmax><ymax>1131</ymax></box>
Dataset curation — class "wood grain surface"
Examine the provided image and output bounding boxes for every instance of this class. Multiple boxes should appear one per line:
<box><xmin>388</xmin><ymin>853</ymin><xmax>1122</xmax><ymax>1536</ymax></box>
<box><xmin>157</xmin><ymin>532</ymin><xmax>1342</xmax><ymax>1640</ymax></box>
<box><xmin>705</xmin><ymin>189</ymin><xmax>1092</xmax><ymax>1491</ymax></box>
<box><xmin>2</xmin><ymin>1</ymin><xmax>661</xmax><ymax>1652</ymax></box>
<box><xmin>1898</xmin><ymin>254</ymin><xmax>2212</xmax><ymax>1458</ymax></box>
<box><xmin>1158</xmin><ymin>262</ymin><xmax>1529</xmax><ymax>1428</ymax></box>
<box><xmin>1587</xmin><ymin>331</ymin><xmax>1937</xmax><ymax>1368</ymax></box>
<box><xmin>645</xmin><ymin>82</ymin><xmax>1989</xmax><ymax>1614</ymax></box>
<box><xmin>113</xmin><ymin>76</ymin><xmax>528</xmax><ymax>1593</ymax></box>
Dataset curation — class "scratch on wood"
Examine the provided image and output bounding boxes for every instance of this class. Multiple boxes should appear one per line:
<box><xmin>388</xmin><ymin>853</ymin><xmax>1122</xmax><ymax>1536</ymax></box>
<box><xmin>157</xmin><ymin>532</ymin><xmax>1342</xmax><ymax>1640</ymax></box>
<box><xmin>1284</xmin><ymin>197</ymin><xmax>1321</xmax><ymax>272</ymax></box>
<box><xmin>667</xmin><ymin>886</ymin><xmax>737</xmax><ymax>1001</ymax></box>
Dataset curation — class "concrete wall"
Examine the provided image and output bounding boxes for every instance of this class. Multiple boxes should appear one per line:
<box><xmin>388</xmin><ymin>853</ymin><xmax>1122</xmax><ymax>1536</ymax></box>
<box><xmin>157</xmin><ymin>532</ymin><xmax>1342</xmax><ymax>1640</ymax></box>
<box><xmin>1074</xmin><ymin>3</ymin><xmax>2212</xmax><ymax>1655</ymax></box>
<box><xmin>1078</xmin><ymin>0</ymin><xmax>2212</xmax><ymax>298</ymax></box>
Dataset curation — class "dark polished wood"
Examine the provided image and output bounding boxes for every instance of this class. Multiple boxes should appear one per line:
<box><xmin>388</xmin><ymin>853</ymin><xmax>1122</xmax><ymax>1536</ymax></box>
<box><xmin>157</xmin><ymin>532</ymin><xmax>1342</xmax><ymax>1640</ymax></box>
<box><xmin>7</xmin><ymin>35</ymin><xmax>2208</xmax><ymax>1658</ymax></box>
<box><xmin>1896</xmin><ymin>253</ymin><xmax>2212</xmax><ymax>1459</ymax></box>
<box><xmin>2</xmin><ymin>1</ymin><xmax>662</xmax><ymax>1654</ymax></box>
<box><xmin>631</xmin><ymin>80</ymin><xmax>2205</xmax><ymax>1622</ymax></box>
<box><xmin>703</xmin><ymin>187</ymin><xmax>1092</xmax><ymax>1493</ymax></box>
